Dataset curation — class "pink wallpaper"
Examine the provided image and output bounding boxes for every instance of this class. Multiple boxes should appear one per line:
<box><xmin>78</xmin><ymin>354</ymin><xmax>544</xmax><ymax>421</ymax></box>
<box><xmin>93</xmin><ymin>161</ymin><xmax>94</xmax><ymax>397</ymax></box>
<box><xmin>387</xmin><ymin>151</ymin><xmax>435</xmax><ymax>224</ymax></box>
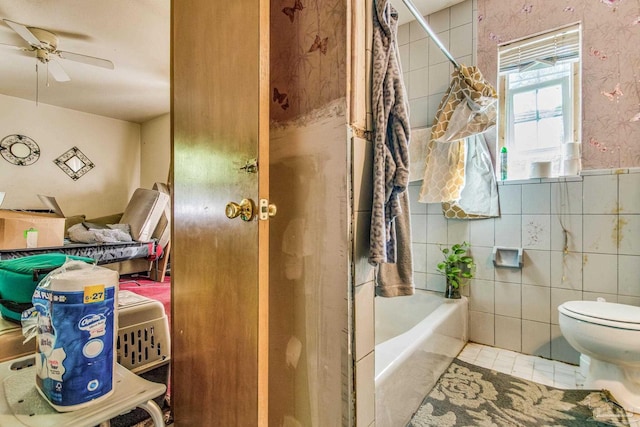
<box><xmin>477</xmin><ymin>0</ymin><xmax>640</xmax><ymax>169</ymax></box>
<box><xmin>270</xmin><ymin>0</ymin><xmax>347</xmax><ymax>122</ymax></box>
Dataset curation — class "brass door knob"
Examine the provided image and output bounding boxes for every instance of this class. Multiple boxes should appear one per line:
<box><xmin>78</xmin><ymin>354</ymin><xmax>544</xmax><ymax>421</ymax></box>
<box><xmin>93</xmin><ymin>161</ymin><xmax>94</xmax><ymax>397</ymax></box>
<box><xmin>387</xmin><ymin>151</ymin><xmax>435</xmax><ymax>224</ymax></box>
<box><xmin>225</xmin><ymin>198</ymin><xmax>255</xmax><ymax>221</ymax></box>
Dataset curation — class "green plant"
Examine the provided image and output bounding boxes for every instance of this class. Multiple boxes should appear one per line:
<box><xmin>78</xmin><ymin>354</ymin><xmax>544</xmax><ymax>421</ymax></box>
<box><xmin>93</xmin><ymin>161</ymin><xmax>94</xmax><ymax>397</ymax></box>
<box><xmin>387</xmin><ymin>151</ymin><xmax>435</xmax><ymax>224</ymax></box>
<box><xmin>437</xmin><ymin>241</ymin><xmax>475</xmax><ymax>289</ymax></box>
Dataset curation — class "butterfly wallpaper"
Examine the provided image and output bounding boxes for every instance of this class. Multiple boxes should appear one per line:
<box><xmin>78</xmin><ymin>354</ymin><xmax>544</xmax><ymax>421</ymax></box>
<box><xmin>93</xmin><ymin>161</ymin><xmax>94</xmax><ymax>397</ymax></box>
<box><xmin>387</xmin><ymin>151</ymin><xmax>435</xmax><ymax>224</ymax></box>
<box><xmin>270</xmin><ymin>0</ymin><xmax>347</xmax><ymax>122</ymax></box>
<box><xmin>477</xmin><ymin>0</ymin><xmax>640</xmax><ymax>169</ymax></box>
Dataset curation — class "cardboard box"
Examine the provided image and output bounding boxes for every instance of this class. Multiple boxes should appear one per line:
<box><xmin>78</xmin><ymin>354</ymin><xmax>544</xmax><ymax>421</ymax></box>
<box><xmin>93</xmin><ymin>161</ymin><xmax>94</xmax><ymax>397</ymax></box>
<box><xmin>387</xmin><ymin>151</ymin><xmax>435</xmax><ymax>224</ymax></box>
<box><xmin>0</xmin><ymin>210</ymin><xmax>65</xmax><ymax>249</ymax></box>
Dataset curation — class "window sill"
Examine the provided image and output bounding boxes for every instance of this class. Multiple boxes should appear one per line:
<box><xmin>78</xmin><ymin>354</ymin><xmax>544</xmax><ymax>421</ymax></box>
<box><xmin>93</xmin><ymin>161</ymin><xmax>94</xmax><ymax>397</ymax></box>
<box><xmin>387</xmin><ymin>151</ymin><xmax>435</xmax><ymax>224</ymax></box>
<box><xmin>496</xmin><ymin>167</ymin><xmax>640</xmax><ymax>185</ymax></box>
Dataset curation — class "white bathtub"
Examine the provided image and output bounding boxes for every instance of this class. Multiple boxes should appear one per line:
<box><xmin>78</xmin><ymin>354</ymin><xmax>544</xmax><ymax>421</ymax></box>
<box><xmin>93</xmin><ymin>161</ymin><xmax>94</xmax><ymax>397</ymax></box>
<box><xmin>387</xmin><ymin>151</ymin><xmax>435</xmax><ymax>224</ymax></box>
<box><xmin>374</xmin><ymin>290</ymin><xmax>468</xmax><ymax>427</ymax></box>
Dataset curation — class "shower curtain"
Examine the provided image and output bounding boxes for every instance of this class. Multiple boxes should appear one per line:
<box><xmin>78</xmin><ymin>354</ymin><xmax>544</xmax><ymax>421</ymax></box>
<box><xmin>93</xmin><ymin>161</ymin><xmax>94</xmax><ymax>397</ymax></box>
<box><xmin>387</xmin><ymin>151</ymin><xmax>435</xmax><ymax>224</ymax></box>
<box><xmin>369</xmin><ymin>0</ymin><xmax>413</xmax><ymax>297</ymax></box>
<box><xmin>418</xmin><ymin>65</ymin><xmax>499</xmax><ymax>218</ymax></box>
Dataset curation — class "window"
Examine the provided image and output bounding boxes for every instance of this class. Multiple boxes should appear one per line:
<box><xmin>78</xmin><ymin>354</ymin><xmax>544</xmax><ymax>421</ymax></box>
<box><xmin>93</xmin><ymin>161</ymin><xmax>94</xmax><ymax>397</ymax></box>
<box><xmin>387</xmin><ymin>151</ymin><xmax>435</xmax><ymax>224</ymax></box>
<box><xmin>497</xmin><ymin>24</ymin><xmax>581</xmax><ymax>180</ymax></box>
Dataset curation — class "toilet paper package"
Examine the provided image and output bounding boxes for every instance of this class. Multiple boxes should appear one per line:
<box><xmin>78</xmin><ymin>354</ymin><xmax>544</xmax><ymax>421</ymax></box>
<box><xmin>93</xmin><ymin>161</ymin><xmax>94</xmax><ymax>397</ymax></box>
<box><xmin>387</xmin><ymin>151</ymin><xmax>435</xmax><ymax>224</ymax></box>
<box><xmin>23</xmin><ymin>260</ymin><xmax>119</xmax><ymax>411</ymax></box>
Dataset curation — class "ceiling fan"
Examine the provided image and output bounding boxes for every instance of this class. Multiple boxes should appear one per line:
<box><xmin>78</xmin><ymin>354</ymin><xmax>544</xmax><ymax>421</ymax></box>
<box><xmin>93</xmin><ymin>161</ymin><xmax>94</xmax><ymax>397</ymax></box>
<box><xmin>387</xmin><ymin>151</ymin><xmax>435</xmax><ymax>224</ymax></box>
<box><xmin>0</xmin><ymin>19</ymin><xmax>114</xmax><ymax>82</ymax></box>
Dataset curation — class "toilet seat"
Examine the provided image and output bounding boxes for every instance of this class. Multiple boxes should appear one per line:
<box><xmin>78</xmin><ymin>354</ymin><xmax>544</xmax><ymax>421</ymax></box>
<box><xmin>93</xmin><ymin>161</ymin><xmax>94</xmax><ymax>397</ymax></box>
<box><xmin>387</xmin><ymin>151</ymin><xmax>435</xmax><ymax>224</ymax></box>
<box><xmin>559</xmin><ymin>301</ymin><xmax>640</xmax><ymax>331</ymax></box>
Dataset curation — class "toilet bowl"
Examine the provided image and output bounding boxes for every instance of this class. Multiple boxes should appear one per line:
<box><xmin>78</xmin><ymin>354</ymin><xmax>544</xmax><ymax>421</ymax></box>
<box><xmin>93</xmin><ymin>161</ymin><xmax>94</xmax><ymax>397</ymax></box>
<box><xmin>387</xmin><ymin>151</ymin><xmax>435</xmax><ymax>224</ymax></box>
<box><xmin>558</xmin><ymin>300</ymin><xmax>640</xmax><ymax>413</ymax></box>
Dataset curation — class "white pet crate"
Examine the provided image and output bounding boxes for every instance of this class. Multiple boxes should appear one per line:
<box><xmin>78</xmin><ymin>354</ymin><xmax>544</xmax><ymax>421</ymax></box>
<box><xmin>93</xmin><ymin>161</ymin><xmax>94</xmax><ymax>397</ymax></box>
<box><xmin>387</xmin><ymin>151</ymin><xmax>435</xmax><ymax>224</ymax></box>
<box><xmin>116</xmin><ymin>290</ymin><xmax>170</xmax><ymax>374</ymax></box>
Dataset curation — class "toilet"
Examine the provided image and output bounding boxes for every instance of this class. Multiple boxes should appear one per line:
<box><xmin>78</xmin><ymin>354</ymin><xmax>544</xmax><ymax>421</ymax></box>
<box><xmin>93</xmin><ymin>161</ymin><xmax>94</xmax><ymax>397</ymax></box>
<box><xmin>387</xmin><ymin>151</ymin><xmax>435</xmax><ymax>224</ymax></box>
<box><xmin>558</xmin><ymin>300</ymin><xmax>640</xmax><ymax>413</ymax></box>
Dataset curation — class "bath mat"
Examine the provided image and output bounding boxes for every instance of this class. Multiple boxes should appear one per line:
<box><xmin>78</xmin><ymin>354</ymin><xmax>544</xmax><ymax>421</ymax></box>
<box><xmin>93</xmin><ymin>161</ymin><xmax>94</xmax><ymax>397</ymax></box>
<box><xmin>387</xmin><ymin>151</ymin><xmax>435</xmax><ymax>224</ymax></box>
<box><xmin>408</xmin><ymin>359</ymin><xmax>629</xmax><ymax>427</ymax></box>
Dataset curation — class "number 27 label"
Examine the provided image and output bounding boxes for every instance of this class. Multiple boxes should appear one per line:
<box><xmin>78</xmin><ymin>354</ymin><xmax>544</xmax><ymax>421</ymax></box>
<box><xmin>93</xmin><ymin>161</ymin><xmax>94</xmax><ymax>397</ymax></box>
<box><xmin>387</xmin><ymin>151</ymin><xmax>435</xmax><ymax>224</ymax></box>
<box><xmin>83</xmin><ymin>284</ymin><xmax>105</xmax><ymax>304</ymax></box>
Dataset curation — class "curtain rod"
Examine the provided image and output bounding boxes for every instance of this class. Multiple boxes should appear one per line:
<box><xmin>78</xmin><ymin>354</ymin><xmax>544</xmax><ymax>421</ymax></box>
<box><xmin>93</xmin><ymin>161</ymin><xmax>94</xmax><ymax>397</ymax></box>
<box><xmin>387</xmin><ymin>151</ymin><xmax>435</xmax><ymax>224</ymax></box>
<box><xmin>401</xmin><ymin>0</ymin><xmax>460</xmax><ymax>69</ymax></box>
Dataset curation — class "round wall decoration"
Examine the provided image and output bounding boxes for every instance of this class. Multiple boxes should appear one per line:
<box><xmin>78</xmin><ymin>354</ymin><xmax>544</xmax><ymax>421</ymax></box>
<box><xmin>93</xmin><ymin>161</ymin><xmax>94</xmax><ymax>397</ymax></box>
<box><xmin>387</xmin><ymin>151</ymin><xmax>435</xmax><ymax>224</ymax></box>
<box><xmin>0</xmin><ymin>134</ymin><xmax>40</xmax><ymax>166</ymax></box>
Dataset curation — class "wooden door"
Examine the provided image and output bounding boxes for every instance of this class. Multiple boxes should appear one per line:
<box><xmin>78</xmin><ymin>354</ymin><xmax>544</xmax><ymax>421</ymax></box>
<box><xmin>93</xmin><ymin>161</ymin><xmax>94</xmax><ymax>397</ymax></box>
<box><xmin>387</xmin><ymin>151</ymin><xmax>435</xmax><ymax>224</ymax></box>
<box><xmin>171</xmin><ymin>0</ymin><xmax>270</xmax><ymax>425</ymax></box>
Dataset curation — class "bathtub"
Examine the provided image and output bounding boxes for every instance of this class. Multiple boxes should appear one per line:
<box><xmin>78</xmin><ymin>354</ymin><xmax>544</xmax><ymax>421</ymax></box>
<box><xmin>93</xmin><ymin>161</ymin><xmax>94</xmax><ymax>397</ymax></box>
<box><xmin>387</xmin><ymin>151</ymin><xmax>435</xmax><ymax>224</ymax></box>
<box><xmin>374</xmin><ymin>290</ymin><xmax>468</xmax><ymax>427</ymax></box>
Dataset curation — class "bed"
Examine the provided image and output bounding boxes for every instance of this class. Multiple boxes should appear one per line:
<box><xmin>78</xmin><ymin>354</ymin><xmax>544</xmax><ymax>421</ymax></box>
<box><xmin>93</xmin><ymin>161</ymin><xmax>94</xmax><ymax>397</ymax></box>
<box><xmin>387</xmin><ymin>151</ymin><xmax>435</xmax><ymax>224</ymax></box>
<box><xmin>0</xmin><ymin>185</ymin><xmax>171</xmax><ymax>281</ymax></box>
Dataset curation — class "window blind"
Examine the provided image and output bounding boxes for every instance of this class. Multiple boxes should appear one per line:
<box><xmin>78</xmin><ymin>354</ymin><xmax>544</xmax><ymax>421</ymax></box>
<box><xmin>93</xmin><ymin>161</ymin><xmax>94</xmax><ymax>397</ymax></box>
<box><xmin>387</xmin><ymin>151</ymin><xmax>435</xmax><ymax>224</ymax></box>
<box><xmin>498</xmin><ymin>24</ymin><xmax>580</xmax><ymax>74</ymax></box>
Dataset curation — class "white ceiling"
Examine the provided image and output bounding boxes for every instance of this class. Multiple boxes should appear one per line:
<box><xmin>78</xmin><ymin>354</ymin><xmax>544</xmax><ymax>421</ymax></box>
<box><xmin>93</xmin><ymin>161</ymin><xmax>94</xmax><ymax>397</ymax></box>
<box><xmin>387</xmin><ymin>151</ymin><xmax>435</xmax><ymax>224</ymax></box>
<box><xmin>0</xmin><ymin>0</ymin><xmax>170</xmax><ymax>124</ymax></box>
<box><xmin>0</xmin><ymin>0</ymin><xmax>450</xmax><ymax>124</ymax></box>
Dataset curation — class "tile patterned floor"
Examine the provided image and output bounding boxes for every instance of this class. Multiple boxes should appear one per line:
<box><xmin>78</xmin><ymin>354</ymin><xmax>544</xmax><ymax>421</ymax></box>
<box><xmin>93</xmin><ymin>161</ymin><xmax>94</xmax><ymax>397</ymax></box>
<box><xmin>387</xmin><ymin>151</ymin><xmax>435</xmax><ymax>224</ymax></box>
<box><xmin>459</xmin><ymin>342</ymin><xmax>640</xmax><ymax>426</ymax></box>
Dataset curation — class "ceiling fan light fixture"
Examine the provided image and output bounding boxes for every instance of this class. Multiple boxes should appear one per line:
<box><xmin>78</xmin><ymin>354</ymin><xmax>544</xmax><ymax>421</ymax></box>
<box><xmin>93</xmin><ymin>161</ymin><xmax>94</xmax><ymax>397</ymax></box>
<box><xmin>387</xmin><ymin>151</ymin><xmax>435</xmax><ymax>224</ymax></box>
<box><xmin>27</xmin><ymin>27</ymin><xmax>59</xmax><ymax>50</ymax></box>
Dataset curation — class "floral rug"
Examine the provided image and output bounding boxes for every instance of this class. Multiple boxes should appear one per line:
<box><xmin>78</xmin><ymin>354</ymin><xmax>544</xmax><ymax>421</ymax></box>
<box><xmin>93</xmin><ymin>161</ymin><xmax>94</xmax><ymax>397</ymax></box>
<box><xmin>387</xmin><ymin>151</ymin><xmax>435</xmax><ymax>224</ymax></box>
<box><xmin>408</xmin><ymin>359</ymin><xmax>629</xmax><ymax>427</ymax></box>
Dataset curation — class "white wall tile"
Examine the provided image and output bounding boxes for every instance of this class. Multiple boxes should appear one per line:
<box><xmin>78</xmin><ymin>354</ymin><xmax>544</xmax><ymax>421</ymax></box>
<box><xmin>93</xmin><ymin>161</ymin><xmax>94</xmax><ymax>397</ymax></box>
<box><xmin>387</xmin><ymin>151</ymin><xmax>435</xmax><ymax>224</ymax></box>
<box><xmin>619</xmin><ymin>295</ymin><xmax>640</xmax><ymax>306</ymax></box>
<box><xmin>399</xmin><ymin>43</ymin><xmax>410</xmax><ymax>73</ymax></box>
<box><xmin>355</xmin><ymin>282</ymin><xmax>374</xmax><ymax>361</ymax></box>
<box><xmin>495</xmin><ymin>215</ymin><xmax>521</xmax><ymax>247</ymax></box>
<box><xmin>428</xmin><ymin>93</ymin><xmax>445</xmax><ymax>122</ymax></box>
<box><xmin>550</xmin><ymin>251</ymin><xmax>582</xmax><ymax>290</ymax></box>
<box><xmin>495</xmin><ymin>316</ymin><xmax>521</xmax><ymax>352</ymax></box>
<box><xmin>551</xmin><ymin>181</ymin><xmax>583</xmax><ymax>215</ymax></box>
<box><xmin>427</xmin><ymin>243</ymin><xmax>444</xmax><ymax>276</ymax></box>
<box><xmin>469</xmin><ymin>310</ymin><xmax>494</xmax><ymax>345</ymax></box>
<box><xmin>428</xmin><ymin>8</ymin><xmax>451</xmax><ymax>33</ymax></box>
<box><xmin>450</xmin><ymin>23</ymin><xmax>473</xmax><ymax>58</ymax></box>
<box><xmin>619</xmin><ymin>173</ymin><xmax>640</xmax><ymax>213</ymax></box>
<box><xmin>411</xmin><ymin>214</ymin><xmax>427</xmax><ymax>243</ymax></box>
<box><xmin>409</xmin><ymin>38</ymin><xmax>429</xmax><ymax>71</ymax></box>
<box><xmin>470</xmin><ymin>246</ymin><xmax>494</xmax><ymax>281</ymax></box>
<box><xmin>409</xmin><ymin>67</ymin><xmax>429</xmax><ymax>99</ymax></box>
<box><xmin>428</xmin><ymin>61</ymin><xmax>451</xmax><ymax>94</ymax></box>
<box><xmin>427</xmin><ymin>214</ymin><xmax>447</xmax><ymax>244</ymax></box>
<box><xmin>522</xmin><ymin>215</ymin><xmax>551</xmax><ymax>250</ymax></box>
<box><xmin>583</xmin><ymin>215</ymin><xmax>618</xmax><ymax>254</ymax></box>
<box><xmin>409</xmin><ymin>18</ymin><xmax>428</xmax><ymax>42</ymax></box>
<box><xmin>426</xmin><ymin>202</ymin><xmax>442</xmax><ymax>214</ymax></box>
<box><xmin>450</xmin><ymin>0</ymin><xmax>473</xmax><ymax>27</ymax></box>
<box><xmin>618</xmin><ymin>255</ymin><xmax>640</xmax><ymax>296</ymax></box>
<box><xmin>499</xmin><ymin>184</ymin><xmax>522</xmax><ymax>214</ymax></box>
<box><xmin>550</xmin><ymin>288</ymin><xmax>582</xmax><ymax>324</ymax></box>
<box><xmin>414</xmin><ymin>271</ymin><xmax>428</xmax><ymax>291</ymax></box>
<box><xmin>403</xmin><ymin>72</ymin><xmax>411</xmax><ymax>100</ymax></box>
<box><xmin>495</xmin><ymin>264</ymin><xmax>521</xmax><ymax>284</ymax></box>
<box><xmin>583</xmin><ymin>174</ymin><xmax>618</xmax><ymax>214</ymax></box>
<box><xmin>522</xmin><ymin>320</ymin><xmax>551</xmax><ymax>358</ymax></box>
<box><xmin>447</xmin><ymin>219</ymin><xmax>470</xmax><ymax>244</ymax></box>
<box><xmin>582</xmin><ymin>291</ymin><xmax>618</xmax><ymax>302</ymax></box>
<box><xmin>619</xmin><ymin>215</ymin><xmax>640</xmax><ymax>255</ymax></box>
<box><xmin>495</xmin><ymin>281</ymin><xmax>521</xmax><ymax>317</ymax></box>
<box><xmin>469</xmin><ymin>218</ymin><xmax>495</xmax><ymax>247</ymax></box>
<box><xmin>550</xmin><ymin>214</ymin><xmax>582</xmax><ymax>253</ymax></box>
<box><xmin>470</xmin><ymin>279</ymin><xmax>494</xmax><ymax>313</ymax></box>
<box><xmin>355</xmin><ymin>351</ymin><xmax>375</xmax><ymax>426</ymax></box>
<box><xmin>409</xmin><ymin>97</ymin><xmax>431</xmax><ymax>128</ymax></box>
<box><xmin>412</xmin><ymin>243</ymin><xmax>428</xmax><ymax>273</ymax></box>
<box><xmin>522</xmin><ymin>183</ymin><xmax>551</xmax><ymax>214</ymax></box>
<box><xmin>522</xmin><ymin>249</ymin><xmax>551</xmax><ymax>287</ymax></box>
<box><xmin>397</xmin><ymin>22</ymin><xmax>410</xmax><ymax>46</ymax></box>
<box><xmin>583</xmin><ymin>253</ymin><xmax>617</xmax><ymax>294</ymax></box>
<box><xmin>408</xmin><ymin>183</ymin><xmax>427</xmax><ymax>214</ymax></box>
<box><xmin>522</xmin><ymin>285</ymin><xmax>551</xmax><ymax>322</ymax></box>
<box><xmin>429</xmin><ymin>31</ymin><xmax>451</xmax><ymax>66</ymax></box>
<box><xmin>427</xmin><ymin>272</ymin><xmax>446</xmax><ymax>292</ymax></box>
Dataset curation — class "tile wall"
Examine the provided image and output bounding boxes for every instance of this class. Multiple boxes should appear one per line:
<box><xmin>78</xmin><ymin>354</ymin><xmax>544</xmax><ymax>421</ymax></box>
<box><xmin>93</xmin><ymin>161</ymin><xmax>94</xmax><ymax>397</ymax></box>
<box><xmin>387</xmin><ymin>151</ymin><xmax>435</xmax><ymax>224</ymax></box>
<box><xmin>410</xmin><ymin>170</ymin><xmax>640</xmax><ymax>365</ymax></box>
<box><xmin>398</xmin><ymin>0</ymin><xmax>476</xmax><ymax>129</ymax></box>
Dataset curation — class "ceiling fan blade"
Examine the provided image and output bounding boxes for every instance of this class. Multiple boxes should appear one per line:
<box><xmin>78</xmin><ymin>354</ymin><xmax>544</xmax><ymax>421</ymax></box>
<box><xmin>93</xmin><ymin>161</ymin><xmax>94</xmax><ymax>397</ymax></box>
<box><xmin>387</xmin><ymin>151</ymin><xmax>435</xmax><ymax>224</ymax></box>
<box><xmin>47</xmin><ymin>58</ymin><xmax>70</xmax><ymax>82</ymax></box>
<box><xmin>3</xmin><ymin>19</ymin><xmax>42</xmax><ymax>48</ymax></box>
<box><xmin>0</xmin><ymin>42</ymin><xmax>26</xmax><ymax>52</ymax></box>
<box><xmin>57</xmin><ymin>50</ymin><xmax>114</xmax><ymax>70</ymax></box>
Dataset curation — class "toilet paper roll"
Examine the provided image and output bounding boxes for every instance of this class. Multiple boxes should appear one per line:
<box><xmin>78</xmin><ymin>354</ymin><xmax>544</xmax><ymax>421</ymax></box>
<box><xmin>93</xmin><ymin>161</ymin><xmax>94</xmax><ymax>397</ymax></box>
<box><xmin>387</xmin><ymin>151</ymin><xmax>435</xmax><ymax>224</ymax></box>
<box><xmin>562</xmin><ymin>158</ymin><xmax>581</xmax><ymax>176</ymax></box>
<box><xmin>529</xmin><ymin>161</ymin><xmax>552</xmax><ymax>178</ymax></box>
<box><xmin>562</xmin><ymin>142</ymin><xmax>580</xmax><ymax>159</ymax></box>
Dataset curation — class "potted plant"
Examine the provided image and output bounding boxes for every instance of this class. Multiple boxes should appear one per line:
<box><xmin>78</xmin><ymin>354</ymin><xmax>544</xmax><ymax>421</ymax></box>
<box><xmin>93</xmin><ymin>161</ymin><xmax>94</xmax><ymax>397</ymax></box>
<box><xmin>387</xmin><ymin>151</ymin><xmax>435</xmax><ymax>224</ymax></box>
<box><xmin>437</xmin><ymin>241</ymin><xmax>475</xmax><ymax>299</ymax></box>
